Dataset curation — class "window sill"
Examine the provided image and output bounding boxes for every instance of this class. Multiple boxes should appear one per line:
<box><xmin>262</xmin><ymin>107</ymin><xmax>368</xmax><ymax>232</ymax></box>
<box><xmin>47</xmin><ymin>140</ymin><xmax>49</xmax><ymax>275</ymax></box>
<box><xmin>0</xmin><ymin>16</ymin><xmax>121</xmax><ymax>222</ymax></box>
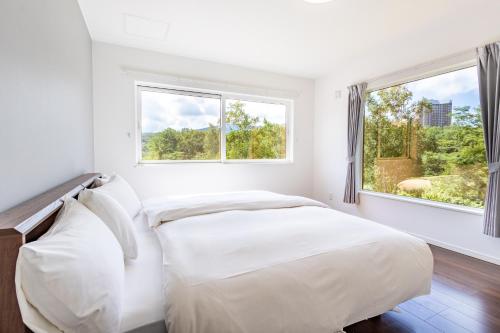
<box><xmin>359</xmin><ymin>190</ymin><xmax>484</xmax><ymax>216</ymax></box>
<box><xmin>136</xmin><ymin>159</ymin><xmax>293</xmax><ymax>166</ymax></box>
<box><xmin>222</xmin><ymin>159</ymin><xmax>293</xmax><ymax>165</ymax></box>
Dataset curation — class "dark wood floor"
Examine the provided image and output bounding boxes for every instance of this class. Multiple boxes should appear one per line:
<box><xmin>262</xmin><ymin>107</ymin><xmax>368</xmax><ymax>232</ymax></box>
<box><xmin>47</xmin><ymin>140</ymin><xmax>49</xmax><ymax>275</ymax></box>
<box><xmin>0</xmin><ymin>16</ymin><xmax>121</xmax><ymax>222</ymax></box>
<box><xmin>345</xmin><ymin>245</ymin><xmax>500</xmax><ymax>333</ymax></box>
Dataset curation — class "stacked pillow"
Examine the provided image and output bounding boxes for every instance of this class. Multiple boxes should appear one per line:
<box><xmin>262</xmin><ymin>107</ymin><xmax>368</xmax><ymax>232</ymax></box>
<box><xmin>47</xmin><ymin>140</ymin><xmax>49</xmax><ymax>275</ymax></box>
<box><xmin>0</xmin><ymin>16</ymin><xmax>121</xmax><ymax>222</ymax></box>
<box><xmin>79</xmin><ymin>175</ymin><xmax>142</xmax><ymax>260</ymax></box>
<box><xmin>89</xmin><ymin>174</ymin><xmax>142</xmax><ymax>219</ymax></box>
<box><xmin>16</xmin><ymin>174</ymin><xmax>143</xmax><ymax>333</ymax></box>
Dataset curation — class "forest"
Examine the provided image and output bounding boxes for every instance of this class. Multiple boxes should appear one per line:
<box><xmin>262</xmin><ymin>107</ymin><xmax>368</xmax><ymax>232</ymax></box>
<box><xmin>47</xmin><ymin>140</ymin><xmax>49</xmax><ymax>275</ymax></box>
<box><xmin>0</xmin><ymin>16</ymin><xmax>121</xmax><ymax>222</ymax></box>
<box><xmin>363</xmin><ymin>85</ymin><xmax>487</xmax><ymax>208</ymax></box>
<box><xmin>142</xmin><ymin>100</ymin><xmax>286</xmax><ymax>161</ymax></box>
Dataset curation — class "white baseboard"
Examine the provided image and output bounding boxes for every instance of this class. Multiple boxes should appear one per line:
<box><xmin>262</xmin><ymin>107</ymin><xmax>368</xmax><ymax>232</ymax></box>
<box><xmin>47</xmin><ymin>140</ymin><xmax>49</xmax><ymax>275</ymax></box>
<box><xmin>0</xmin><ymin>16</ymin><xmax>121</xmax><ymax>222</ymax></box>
<box><xmin>409</xmin><ymin>232</ymin><xmax>500</xmax><ymax>266</ymax></box>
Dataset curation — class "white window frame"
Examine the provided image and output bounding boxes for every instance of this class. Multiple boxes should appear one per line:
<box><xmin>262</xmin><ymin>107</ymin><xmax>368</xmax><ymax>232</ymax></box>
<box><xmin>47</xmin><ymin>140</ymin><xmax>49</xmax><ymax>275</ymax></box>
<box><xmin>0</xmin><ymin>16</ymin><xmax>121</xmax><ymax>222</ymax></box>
<box><xmin>136</xmin><ymin>83</ymin><xmax>294</xmax><ymax>164</ymax></box>
<box><xmin>359</xmin><ymin>58</ymin><xmax>485</xmax><ymax>214</ymax></box>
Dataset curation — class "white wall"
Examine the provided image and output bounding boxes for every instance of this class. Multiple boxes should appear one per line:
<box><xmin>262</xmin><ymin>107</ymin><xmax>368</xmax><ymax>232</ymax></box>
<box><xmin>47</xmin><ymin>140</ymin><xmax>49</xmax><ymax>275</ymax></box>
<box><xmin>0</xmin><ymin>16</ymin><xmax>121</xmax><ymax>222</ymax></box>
<box><xmin>92</xmin><ymin>42</ymin><xmax>315</xmax><ymax>199</ymax></box>
<box><xmin>313</xmin><ymin>56</ymin><xmax>500</xmax><ymax>265</ymax></box>
<box><xmin>0</xmin><ymin>0</ymin><xmax>94</xmax><ymax>212</ymax></box>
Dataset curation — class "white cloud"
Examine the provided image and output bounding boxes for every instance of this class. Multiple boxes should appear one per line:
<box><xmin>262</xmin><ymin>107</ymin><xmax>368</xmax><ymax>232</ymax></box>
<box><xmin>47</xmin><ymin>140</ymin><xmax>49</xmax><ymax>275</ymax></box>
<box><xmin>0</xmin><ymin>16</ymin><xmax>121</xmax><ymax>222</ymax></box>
<box><xmin>406</xmin><ymin>66</ymin><xmax>477</xmax><ymax>102</ymax></box>
<box><xmin>142</xmin><ymin>91</ymin><xmax>287</xmax><ymax>133</ymax></box>
<box><xmin>226</xmin><ymin>99</ymin><xmax>286</xmax><ymax>125</ymax></box>
<box><xmin>142</xmin><ymin>91</ymin><xmax>220</xmax><ymax>132</ymax></box>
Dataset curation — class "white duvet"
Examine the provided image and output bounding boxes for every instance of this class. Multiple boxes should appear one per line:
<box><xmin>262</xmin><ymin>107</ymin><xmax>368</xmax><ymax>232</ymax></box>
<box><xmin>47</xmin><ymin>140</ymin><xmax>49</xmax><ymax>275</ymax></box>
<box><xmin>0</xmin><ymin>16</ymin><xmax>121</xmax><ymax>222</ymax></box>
<box><xmin>145</xmin><ymin>191</ymin><xmax>433</xmax><ymax>333</ymax></box>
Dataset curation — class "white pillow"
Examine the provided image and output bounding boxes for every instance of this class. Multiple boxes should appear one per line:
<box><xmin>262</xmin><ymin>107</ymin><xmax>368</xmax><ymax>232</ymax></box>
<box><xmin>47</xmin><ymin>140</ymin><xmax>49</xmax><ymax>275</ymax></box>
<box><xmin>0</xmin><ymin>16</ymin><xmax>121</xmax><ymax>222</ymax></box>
<box><xmin>16</xmin><ymin>198</ymin><xmax>124</xmax><ymax>333</ymax></box>
<box><xmin>93</xmin><ymin>175</ymin><xmax>142</xmax><ymax>218</ymax></box>
<box><xmin>79</xmin><ymin>189</ymin><xmax>138</xmax><ymax>260</ymax></box>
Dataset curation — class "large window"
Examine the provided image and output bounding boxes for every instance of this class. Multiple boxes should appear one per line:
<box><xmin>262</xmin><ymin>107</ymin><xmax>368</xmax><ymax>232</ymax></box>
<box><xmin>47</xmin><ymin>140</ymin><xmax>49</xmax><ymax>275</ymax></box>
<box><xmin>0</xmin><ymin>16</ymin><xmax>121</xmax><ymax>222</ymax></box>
<box><xmin>138</xmin><ymin>86</ymin><xmax>291</xmax><ymax>163</ymax></box>
<box><xmin>362</xmin><ymin>66</ymin><xmax>487</xmax><ymax>208</ymax></box>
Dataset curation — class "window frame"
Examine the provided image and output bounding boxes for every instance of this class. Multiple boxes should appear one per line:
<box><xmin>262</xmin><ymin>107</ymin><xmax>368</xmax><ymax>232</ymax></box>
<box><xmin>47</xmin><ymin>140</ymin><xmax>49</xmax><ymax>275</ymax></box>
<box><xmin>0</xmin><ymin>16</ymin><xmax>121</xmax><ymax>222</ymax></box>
<box><xmin>136</xmin><ymin>83</ymin><xmax>294</xmax><ymax>164</ymax></box>
<box><xmin>359</xmin><ymin>59</ymin><xmax>485</xmax><ymax>213</ymax></box>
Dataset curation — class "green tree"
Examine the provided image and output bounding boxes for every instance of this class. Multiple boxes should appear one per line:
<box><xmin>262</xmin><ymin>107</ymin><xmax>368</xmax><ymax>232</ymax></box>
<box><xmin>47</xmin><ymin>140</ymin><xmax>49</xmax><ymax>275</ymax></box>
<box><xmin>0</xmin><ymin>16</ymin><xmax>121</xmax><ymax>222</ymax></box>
<box><xmin>366</xmin><ymin>86</ymin><xmax>431</xmax><ymax>159</ymax></box>
<box><xmin>203</xmin><ymin>123</ymin><xmax>220</xmax><ymax>159</ymax></box>
<box><xmin>144</xmin><ymin>128</ymin><xmax>179</xmax><ymax>160</ymax></box>
<box><xmin>177</xmin><ymin>129</ymin><xmax>206</xmax><ymax>159</ymax></box>
<box><xmin>364</xmin><ymin>86</ymin><xmax>430</xmax><ymax>188</ymax></box>
<box><xmin>250</xmin><ymin>119</ymin><xmax>286</xmax><ymax>159</ymax></box>
<box><xmin>225</xmin><ymin>101</ymin><xmax>258</xmax><ymax>159</ymax></box>
<box><xmin>453</xmin><ymin>106</ymin><xmax>482</xmax><ymax>127</ymax></box>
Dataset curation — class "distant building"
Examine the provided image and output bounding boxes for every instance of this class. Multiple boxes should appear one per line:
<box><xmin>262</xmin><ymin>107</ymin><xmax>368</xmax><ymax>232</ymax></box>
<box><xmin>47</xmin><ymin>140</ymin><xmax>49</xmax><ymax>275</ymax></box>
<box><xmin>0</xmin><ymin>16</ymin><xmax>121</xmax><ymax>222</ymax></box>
<box><xmin>421</xmin><ymin>99</ymin><xmax>452</xmax><ymax>127</ymax></box>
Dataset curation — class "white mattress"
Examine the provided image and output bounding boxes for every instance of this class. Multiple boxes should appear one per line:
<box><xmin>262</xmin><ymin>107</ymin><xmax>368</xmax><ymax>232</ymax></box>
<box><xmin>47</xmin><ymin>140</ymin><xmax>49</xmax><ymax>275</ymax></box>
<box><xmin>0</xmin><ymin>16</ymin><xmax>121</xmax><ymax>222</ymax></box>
<box><xmin>121</xmin><ymin>212</ymin><xmax>165</xmax><ymax>332</ymax></box>
<box><xmin>150</xmin><ymin>193</ymin><xmax>433</xmax><ymax>333</ymax></box>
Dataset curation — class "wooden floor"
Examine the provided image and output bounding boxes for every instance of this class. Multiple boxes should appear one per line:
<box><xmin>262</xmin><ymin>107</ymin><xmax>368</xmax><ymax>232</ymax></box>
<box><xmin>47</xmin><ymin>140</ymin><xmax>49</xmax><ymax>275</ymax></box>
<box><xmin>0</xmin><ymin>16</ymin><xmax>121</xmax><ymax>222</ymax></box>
<box><xmin>345</xmin><ymin>245</ymin><xmax>500</xmax><ymax>333</ymax></box>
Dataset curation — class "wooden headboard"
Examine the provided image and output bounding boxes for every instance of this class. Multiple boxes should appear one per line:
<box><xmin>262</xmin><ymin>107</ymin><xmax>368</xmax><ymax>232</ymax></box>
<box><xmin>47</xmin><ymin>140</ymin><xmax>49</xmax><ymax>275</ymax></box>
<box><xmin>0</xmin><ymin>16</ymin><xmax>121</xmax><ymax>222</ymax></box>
<box><xmin>0</xmin><ymin>173</ymin><xmax>100</xmax><ymax>333</ymax></box>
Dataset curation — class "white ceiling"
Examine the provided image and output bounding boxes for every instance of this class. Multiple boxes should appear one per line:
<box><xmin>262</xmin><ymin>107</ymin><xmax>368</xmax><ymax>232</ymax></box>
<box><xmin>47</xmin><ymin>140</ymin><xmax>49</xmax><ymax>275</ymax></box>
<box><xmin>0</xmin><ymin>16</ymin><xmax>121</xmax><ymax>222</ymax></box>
<box><xmin>78</xmin><ymin>0</ymin><xmax>500</xmax><ymax>79</ymax></box>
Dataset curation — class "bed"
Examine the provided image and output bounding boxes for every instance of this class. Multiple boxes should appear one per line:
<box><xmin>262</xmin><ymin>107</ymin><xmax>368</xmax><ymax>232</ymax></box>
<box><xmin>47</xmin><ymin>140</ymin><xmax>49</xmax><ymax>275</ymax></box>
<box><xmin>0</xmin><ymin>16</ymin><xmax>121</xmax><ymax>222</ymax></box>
<box><xmin>143</xmin><ymin>191</ymin><xmax>433</xmax><ymax>333</ymax></box>
<box><xmin>0</xmin><ymin>174</ymin><xmax>433</xmax><ymax>333</ymax></box>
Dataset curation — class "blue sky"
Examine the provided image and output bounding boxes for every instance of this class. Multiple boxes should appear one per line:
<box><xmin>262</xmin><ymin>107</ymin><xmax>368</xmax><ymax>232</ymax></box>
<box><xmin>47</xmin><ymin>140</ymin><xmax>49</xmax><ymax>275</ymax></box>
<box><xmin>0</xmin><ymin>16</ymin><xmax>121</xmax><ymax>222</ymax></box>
<box><xmin>406</xmin><ymin>66</ymin><xmax>480</xmax><ymax>109</ymax></box>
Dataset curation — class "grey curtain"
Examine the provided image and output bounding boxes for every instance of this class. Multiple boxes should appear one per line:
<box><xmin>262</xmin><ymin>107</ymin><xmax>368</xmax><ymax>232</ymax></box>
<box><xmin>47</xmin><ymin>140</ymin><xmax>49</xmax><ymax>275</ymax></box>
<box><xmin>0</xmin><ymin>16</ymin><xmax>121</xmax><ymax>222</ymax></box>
<box><xmin>343</xmin><ymin>83</ymin><xmax>367</xmax><ymax>204</ymax></box>
<box><xmin>478</xmin><ymin>42</ymin><xmax>500</xmax><ymax>237</ymax></box>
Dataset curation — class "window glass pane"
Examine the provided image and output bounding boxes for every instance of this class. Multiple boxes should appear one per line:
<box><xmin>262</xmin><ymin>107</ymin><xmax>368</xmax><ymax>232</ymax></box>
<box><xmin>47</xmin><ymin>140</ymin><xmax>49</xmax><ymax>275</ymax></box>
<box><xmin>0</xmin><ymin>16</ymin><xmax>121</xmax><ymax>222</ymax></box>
<box><xmin>363</xmin><ymin>66</ymin><xmax>487</xmax><ymax>208</ymax></box>
<box><xmin>225</xmin><ymin>99</ymin><xmax>287</xmax><ymax>160</ymax></box>
<box><xmin>141</xmin><ymin>89</ymin><xmax>221</xmax><ymax>160</ymax></box>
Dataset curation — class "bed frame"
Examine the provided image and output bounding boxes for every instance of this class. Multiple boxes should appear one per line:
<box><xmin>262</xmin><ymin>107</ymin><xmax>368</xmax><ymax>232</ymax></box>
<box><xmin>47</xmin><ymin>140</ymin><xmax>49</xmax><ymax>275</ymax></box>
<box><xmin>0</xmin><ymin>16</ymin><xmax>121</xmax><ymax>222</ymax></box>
<box><xmin>0</xmin><ymin>173</ymin><xmax>100</xmax><ymax>333</ymax></box>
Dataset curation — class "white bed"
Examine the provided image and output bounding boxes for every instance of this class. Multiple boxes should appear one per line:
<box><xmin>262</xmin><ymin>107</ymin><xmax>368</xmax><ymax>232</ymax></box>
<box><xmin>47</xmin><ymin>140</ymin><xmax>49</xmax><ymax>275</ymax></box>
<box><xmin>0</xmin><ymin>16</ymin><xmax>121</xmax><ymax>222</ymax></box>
<box><xmin>121</xmin><ymin>212</ymin><xmax>166</xmax><ymax>333</ymax></box>
<box><xmin>17</xmin><ymin>191</ymin><xmax>432</xmax><ymax>333</ymax></box>
<box><xmin>144</xmin><ymin>191</ymin><xmax>434</xmax><ymax>333</ymax></box>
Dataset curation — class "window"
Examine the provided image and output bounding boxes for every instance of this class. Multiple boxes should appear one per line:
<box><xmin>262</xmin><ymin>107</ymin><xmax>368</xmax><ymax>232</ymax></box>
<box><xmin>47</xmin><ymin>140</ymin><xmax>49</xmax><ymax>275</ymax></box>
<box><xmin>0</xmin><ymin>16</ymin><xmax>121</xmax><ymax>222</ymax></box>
<box><xmin>138</xmin><ymin>86</ymin><xmax>292</xmax><ymax>163</ymax></box>
<box><xmin>140</xmin><ymin>88</ymin><xmax>221</xmax><ymax>161</ymax></box>
<box><xmin>362</xmin><ymin>66</ymin><xmax>487</xmax><ymax>208</ymax></box>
